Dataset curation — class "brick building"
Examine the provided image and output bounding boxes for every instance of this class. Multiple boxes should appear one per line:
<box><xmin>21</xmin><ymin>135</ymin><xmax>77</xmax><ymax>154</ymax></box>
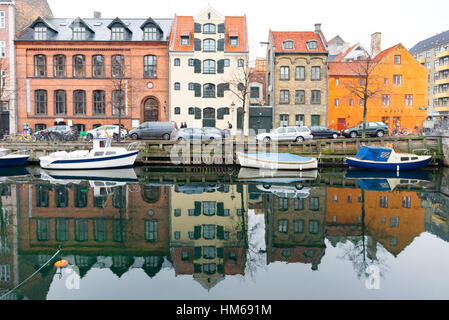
<box><xmin>15</xmin><ymin>14</ymin><xmax>172</xmax><ymax>133</ymax></box>
<box><xmin>266</xmin><ymin>25</ymin><xmax>329</xmax><ymax>128</ymax></box>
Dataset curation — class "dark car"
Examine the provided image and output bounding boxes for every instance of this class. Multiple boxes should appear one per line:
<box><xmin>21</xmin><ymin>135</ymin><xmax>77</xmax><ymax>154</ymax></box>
<box><xmin>342</xmin><ymin>122</ymin><xmax>389</xmax><ymax>138</ymax></box>
<box><xmin>129</xmin><ymin>121</ymin><xmax>177</xmax><ymax>140</ymax></box>
<box><xmin>34</xmin><ymin>125</ymin><xmax>79</xmax><ymax>141</ymax></box>
<box><xmin>171</xmin><ymin>128</ymin><xmax>223</xmax><ymax>142</ymax></box>
<box><xmin>309</xmin><ymin>126</ymin><xmax>341</xmax><ymax>139</ymax></box>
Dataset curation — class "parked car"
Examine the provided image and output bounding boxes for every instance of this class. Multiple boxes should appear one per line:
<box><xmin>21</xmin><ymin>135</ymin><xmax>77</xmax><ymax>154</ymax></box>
<box><xmin>309</xmin><ymin>126</ymin><xmax>341</xmax><ymax>139</ymax></box>
<box><xmin>85</xmin><ymin>125</ymin><xmax>127</xmax><ymax>141</ymax></box>
<box><xmin>256</xmin><ymin>126</ymin><xmax>313</xmax><ymax>143</ymax></box>
<box><xmin>203</xmin><ymin>127</ymin><xmax>230</xmax><ymax>139</ymax></box>
<box><xmin>34</xmin><ymin>125</ymin><xmax>79</xmax><ymax>141</ymax></box>
<box><xmin>129</xmin><ymin>122</ymin><xmax>177</xmax><ymax>140</ymax></box>
<box><xmin>342</xmin><ymin>122</ymin><xmax>389</xmax><ymax>138</ymax></box>
<box><xmin>172</xmin><ymin>128</ymin><xmax>223</xmax><ymax>142</ymax></box>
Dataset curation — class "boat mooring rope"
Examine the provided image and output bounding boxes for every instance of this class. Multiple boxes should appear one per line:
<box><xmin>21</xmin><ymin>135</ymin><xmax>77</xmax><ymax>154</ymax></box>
<box><xmin>0</xmin><ymin>248</ymin><xmax>62</xmax><ymax>300</ymax></box>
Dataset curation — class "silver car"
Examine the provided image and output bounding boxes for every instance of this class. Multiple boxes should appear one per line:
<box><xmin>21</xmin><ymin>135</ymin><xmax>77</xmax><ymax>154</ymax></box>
<box><xmin>256</xmin><ymin>126</ymin><xmax>313</xmax><ymax>143</ymax></box>
<box><xmin>171</xmin><ymin>128</ymin><xmax>223</xmax><ymax>142</ymax></box>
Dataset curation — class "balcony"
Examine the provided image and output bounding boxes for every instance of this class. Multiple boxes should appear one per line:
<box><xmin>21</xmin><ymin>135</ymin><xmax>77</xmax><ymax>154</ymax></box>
<box><xmin>436</xmin><ymin>64</ymin><xmax>449</xmax><ymax>72</ymax></box>
<box><xmin>436</xmin><ymin>50</ymin><xmax>449</xmax><ymax>59</ymax></box>
<box><xmin>435</xmin><ymin>78</ymin><xmax>449</xmax><ymax>85</ymax></box>
<box><xmin>435</xmin><ymin>91</ymin><xmax>449</xmax><ymax>99</ymax></box>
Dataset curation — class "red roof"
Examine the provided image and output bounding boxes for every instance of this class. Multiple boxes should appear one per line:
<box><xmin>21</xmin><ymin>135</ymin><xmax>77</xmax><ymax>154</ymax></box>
<box><xmin>333</xmin><ymin>43</ymin><xmax>357</xmax><ymax>62</ymax></box>
<box><xmin>225</xmin><ymin>16</ymin><xmax>248</xmax><ymax>52</ymax></box>
<box><xmin>169</xmin><ymin>15</ymin><xmax>194</xmax><ymax>51</ymax></box>
<box><xmin>270</xmin><ymin>30</ymin><xmax>327</xmax><ymax>54</ymax></box>
<box><xmin>372</xmin><ymin>44</ymin><xmax>401</xmax><ymax>63</ymax></box>
<box><xmin>328</xmin><ymin>61</ymin><xmax>366</xmax><ymax>76</ymax></box>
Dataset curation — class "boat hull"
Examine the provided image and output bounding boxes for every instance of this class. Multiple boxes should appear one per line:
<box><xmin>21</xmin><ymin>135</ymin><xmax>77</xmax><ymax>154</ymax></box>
<box><xmin>0</xmin><ymin>155</ymin><xmax>29</xmax><ymax>167</ymax></box>
<box><xmin>345</xmin><ymin>156</ymin><xmax>432</xmax><ymax>171</ymax></box>
<box><xmin>40</xmin><ymin>151</ymin><xmax>139</xmax><ymax>170</ymax></box>
<box><xmin>237</xmin><ymin>152</ymin><xmax>318</xmax><ymax>170</ymax></box>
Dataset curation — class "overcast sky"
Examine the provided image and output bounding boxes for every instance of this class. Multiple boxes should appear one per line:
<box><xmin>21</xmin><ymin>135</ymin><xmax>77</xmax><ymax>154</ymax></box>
<box><xmin>47</xmin><ymin>0</ymin><xmax>449</xmax><ymax>61</ymax></box>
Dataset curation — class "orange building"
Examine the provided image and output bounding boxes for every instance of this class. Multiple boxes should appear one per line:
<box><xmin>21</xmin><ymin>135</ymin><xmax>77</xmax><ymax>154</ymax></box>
<box><xmin>328</xmin><ymin>44</ymin><xmax>428</xmax><ymax>132</ymax></box>
<box><xmin>15</xmin><ymin>15</ymin><xmax>172</xmax><ymax>133</ymax></box>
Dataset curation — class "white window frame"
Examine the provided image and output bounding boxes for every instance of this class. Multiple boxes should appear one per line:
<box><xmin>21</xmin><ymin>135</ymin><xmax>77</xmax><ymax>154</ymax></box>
<box><xmin>0</xmin><ymin>12</ymin><xmax>5</xmax><ymax>29</ymax></box>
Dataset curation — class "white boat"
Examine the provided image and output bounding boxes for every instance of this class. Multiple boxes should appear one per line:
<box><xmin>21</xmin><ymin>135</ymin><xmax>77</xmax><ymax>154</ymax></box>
<box><xmin>237</xmin><ymin>152</ymin><xmax>318</xmax><ymax>170</ymax></box>
<box><xmin>0</xmin><ymin>148</ymin><xmax>29</xmax><ymax>167</ymax></box>
<box><xmin>237</xmin><ymin>167</ymin><xmax>318</xmax><ymax>183</ymax></box>
<box><xmin>39</xmin><ymin>138</ymin><xmax>139</xmax><ymax>170</ymax></box>
<box><xmin>40</xmin><ymin>167</ymin><xmax>138</xmax><ymax>183</ymax></box>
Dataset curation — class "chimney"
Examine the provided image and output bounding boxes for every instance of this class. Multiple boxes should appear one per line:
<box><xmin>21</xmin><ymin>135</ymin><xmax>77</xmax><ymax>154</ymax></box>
<box><xmin>314</xmin><ymin>23</ymin><xmax>321</xmax><ymax>33</ymax></box>
<box><xmin>94</xmin><ymin>11</ymin><xmax>102</xmax><ymax>19</ymax></box>
<box><xmin>371</xmin><ymin>32</ymin><xmax>381</xmax><ymax>57</ymax></box>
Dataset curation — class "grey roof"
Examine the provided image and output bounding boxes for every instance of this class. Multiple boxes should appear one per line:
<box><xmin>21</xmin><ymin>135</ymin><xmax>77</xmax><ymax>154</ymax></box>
<box><xmin>16</xmin><ymin>17</ymin><xmax>173</xmax><ymax>42</ymax></box>
<box><xmin>328</xmin><ymin>54</ymin><xmax>339</xmax><ymax>61</ymax></box>
<box><xmin>409</xmin><ymin>30</ymin><xmax>449</xmax><ymax>55</ymax></box>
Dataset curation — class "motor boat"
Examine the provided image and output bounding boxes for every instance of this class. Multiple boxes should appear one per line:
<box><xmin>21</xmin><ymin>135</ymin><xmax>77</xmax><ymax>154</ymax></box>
<box><xmin>237</xmin><ymin>167</ymin><xmax>318</xmax><ymax>184</ymax></box>
<box><xmin>345</xmin><ymin>146</ymin><xmax>432</xmax><ymax>171</ymax></box>
<box><xmin>0</xmin><ymin>148</ymin><xmax>29</xmax><ymax>167</ymax></box>
<box><xmin>40</xmin><ymin>167</ymin><xmax>139</xmax><ymax>183</ymax></box>
<box><xmin>237</xmin><ymin>152</ymin><xmax>318</xmax><ymax>170</ymax></box>
<box><xmin>345</xmin><ymin>170</ymin><xmax>432</xmax><ymax>191</ymax></box>
<box><xmin>39</xmin><ymin>138</ymin><xmax>139</xmax><ymax>170</ymax></box>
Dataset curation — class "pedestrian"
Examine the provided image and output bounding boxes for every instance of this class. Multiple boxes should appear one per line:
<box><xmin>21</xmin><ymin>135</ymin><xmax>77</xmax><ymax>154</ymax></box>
<box><xmin>227</xmin><ymin>121</ymin><xmax>232</xmax><ymax>129</ymax></box>
<box><xmin>184</xmin><ymin>122</ymin><xmax>188</xmax><ymax>128</ymax></box>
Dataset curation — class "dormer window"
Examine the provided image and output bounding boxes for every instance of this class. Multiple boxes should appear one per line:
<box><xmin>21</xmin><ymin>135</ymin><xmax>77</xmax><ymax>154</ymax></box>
<box><xmin>181</xmin><ymin>36</ymin><xmax>190</xmax><ymax>46</ymax></box>
<box><xmin>34</xmin><ymin>26</ymin><xmax>47</xmax><ymax>40</ymax></box>
<box><xmin>111</xmin><ymin>27</ymin><xmax>125</xmax><ymax>40</ymax></box>
<box><xmin>229</xmin><ymin>37</ymin><xmax>238</xmax><ymax>47</ymax></box>
<box><xmin>73</xmin><ymin>27</ymin><xmax>86</xmax><ymax>40</ymax></box>
<box><xmin>203</xmin><ymin>24</ymin><xmax>215</xmax><ymax>34</ymax></box>
<box><xmin>282</xmin><ymin>41</ymin><xmax>294</xmax><ymax>50</ymax></box>
<box><xmin>306</xmin><ymin>41</ymin><xmax>318</xmax><ymax>50</ymax></box>
<box><xmin>144</xmin><ymin>27</ymin><xmax>157</xmax><ymax>41</ymax></box>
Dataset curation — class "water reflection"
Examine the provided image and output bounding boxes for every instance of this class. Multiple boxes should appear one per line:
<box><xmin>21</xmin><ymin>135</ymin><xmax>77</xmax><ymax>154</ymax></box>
<box><xmin>0</xmin><ymin>167</ymin><xmax>448</xmax><ymax>299</ymax></box>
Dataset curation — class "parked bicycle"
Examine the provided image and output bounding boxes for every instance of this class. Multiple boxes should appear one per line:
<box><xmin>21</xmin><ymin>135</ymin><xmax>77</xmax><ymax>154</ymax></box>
<box><xmin>391</xmin><ymin>128</ymin><xmax>412</xmax><ymax>136</ymax></box>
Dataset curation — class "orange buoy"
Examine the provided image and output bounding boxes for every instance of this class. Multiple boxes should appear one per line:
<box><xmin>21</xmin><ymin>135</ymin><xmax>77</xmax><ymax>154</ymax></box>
<box><xmin>54</xmin><ymin>260</ymin><xmax>69</xmax><ymax>268</ymax></box>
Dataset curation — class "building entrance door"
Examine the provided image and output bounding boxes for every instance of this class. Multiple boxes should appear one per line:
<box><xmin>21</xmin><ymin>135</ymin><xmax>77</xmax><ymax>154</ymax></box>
<box><xmin>202</xmin><ymin>108</ymin><xmax>216</xmax><ymax>128</ymax></box>
<box><xmin>337</xmin><ymin>118</ymin><xmax>346</xmax><ymax>131</ymax></box>
<box><xmin>0</xmin><ymin>111</ymin><xmax>9</xmax><ymax>139</ymax></box>
<box><xmin>144</xmin><ymin>98</ymin><xmax>159</xmax><ymax>122</ymax></box>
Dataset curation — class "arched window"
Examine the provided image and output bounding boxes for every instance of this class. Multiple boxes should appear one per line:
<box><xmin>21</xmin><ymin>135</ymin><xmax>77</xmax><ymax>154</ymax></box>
<box><xmin>203</xmin><ymin>39</ymin><xmax>215</xmax><ymax>52</ymax></box>
<box><xmin>53</xmin><ymin>55</ymin><xmax>66</xmax><ymax>77</ymax></box>
<box><xmin>144</xmin><ymin>55</ymin><xmax>157</xmax><ymax>78</ymax></box>
<box><xmin>203</xmin><ymin>24</ymin><xmax>216</xmax><ymax>34</ymax></box>
<box><xmin>203</xmin><ymin>60</ymin><xmax>215</xmax><ymax>74</ymax></box>
<box><xmin>203</xmin><ymin>107</ymin><xmax>215</xmax><ymax>119</ymax></box>
<box><xmin>188</xmin><ymin>107</ymin><xmax>195</xmax><ymax>115</ymax></box>
<box><xmin>35</xmin><ymin>90</ymin><xmax>47</xmax><ymax>114</ymax></box>
<box><xmin>34</xmin><ymin>55</ymin><xmax>46</xmax><ymax>77</ymax></box>
<box><xmin>203</xmin><ymin>84</ymin><xmax>215</xmax><ymax>98</ymax></box>
<box><xmin>111</xmin><ymin>55</ymin><xmax>125</xmax><ymax>78</ymax></box>
<box><xmin>174</xmin><ymin>58</ymin><xmax>180</xmax><ymax>66</ymax></box>
<box><xmin>92</xmin><ymin>55</ymin><xmax>105</xmax><ymax>78</ymax></box>
<box><xmin>93</xmin><ymin>90</ymin><xmax>105</xmax><ymax>114</ymax></box>
<box><xmin>54</xmin><ymin>90</ymin><xmax>66</xmax><ymax>115</ymax></box>
<box><xmin>73</xmin><ymin>90</ymin><xmax>86</xmax><ymax>114</ymax></box>
<box><xmin>174</xmin><ymin>107</ymin><xmax>180</xmax><ymax>115</ymax></box>
<box><xmin>73</xmin><ymin>55</ymin><xmax>85</xmax><ymax>78</ymax></box>
<box><xmin>174</xmin><ymin>82</ymin><xmax>180</xmax><ymax>90</ymax></box>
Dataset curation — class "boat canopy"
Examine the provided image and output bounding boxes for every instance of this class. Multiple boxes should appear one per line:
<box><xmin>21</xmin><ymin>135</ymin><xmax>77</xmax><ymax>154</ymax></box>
<box><xmin>355</xmin><ymin>146</ymin><xmax>391</xmax><ymax>162</ymax></box>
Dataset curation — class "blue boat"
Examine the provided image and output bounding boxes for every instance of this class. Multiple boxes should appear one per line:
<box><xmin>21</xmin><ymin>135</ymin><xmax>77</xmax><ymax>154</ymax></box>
<box><xmin>345</xmin><ymin>170</ymin><xmax>432</xmax><ymax>191</ymax></box>
<box><xmin>345</xmin><ymin>146</ymin><xmax>432</xmax><ymax>171</ymax></box>
<box><xmin>0</xmin><ymin>148</ymin><xmax>29</xmax><ymax>168</ymax></box>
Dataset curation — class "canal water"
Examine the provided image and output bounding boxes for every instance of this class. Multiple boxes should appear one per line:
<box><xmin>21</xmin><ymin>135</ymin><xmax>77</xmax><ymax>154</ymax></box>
<box><xmin>0</xmin><ymin>166</ymin><xmax>449</xmax><ymax>300</ymax></box>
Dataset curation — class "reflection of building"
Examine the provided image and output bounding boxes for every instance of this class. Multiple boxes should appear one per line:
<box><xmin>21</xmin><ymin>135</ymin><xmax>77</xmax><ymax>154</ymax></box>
<box><xmin>422</xmin><ymin>192</ymin><xmax>449</xmax><ymax>242</ymax></box>
<box><xmin>18</xmin><ymin>183</ymin><xmax>170</xmax><ymax>283</ymax></box>
<box><xmin>168</xmin><ymin>184</ymin><xmax>247</xmax><ymax>290</ymax></box>
<box><xmin>326</xmin><ymin>186</ymin><xmax>426</xmax><ymax>257</ymax></box>
<box><xmin>265</xmin><ymin>187</ymin><xmax>327</xmax><ymax>270</ymax></box>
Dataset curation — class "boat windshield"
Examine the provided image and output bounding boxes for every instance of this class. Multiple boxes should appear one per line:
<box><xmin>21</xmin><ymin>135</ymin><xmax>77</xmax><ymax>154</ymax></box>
<box><xmin>0</xmin><ymin>149</ymin><xmax>10</xmax><ymax>157</ymax></box>
<box><xmin>355</xmin><ymin>146</ymin><xmax>391</xmax><ymax>162</ymax></box>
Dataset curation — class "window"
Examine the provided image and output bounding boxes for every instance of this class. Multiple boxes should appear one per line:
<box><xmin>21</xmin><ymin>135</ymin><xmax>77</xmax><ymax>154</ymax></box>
<box><xmin>394</xmin><ymin>55</ymin><xmax>401</xmax><ymax>65</ymax></box>
<box><xmin>203</xmin><ymin>39</ymin><xmax>216</xmax><ymax>52</ymax></box>
<box><xmin>203</xmin><ymin>246</ymin><xmax>215</xmax><ymax>259</ymax></box>
<box><xmin>229</xmin><ymin>37</ymin><xmax>238</xmax><ymax>46</ymax></box>
<box><xmin>311</xmin><ymin>90</ymin><xmax>321</xmax><ymax>104</ymax></box>
<box><xmin>73</xmin><ymin>55</ymin><xmax>85</xmax><ymax>77</ymax></box>
<box><xmin>0</xmin><ymin>70</ymin><xmax>5</xmax><ymax>88</ymax></box>
<box><xmin>144</xmin><ymin>55</ymin><xmax>156</xmax><ymax>78</ymax></box>
<box><xmin>393</xmin><ymin>75</ymin><xmax>402</xmax><ymax>85</ymax></box>
<box><xmin>349</xmin><ymin>99</ymin><xmax>354</xmax><ymax>106</ymax></box>
<box><xmin>384</xmin><ymin>78</ymin><xmax>388</xmax><ymax>85</ymax></box>
<box><xmin>145</xmin><ymin>221</ymin><xmax>158</xmax><ymax>242</ymax></box>
<box><xmin>54</xmin><ymin>90</ymin><xmax>66</xmax><ymax>115</ymax></box>
<box><xmin>380</xmin><ymin>196</ymin><xmax>388</xmax><ymax>208</ymax></box>
<box><xmin>278</xmin><ymin>220</ymin><xmax>288</xmax><ymax>233</ymax></box>
<box><xmin>238</xmin><ymin>59</ymin><xmax>244</xmax><ymax>67</ymax></box>
<box><xmin>35</xmin><ymin>90</ymin><xmax>47</xmax><ymax>114</ymax></box>
<box><xmin>295</xmin><ymin>114</ymin><xmax>305</xmax><ymax>127</ymax></box>
<box><xmin>334</xmin><ymin>98</ymin><xmax>339</xmax><ymax>106</ymax></box>
<box><xmin>111</xmin><ymin>27</ymin><xmax>125</xmax><ymax>40</ymax></box>
<box><xmin>405</xmin><ymin>94</ymin><xmax>413</xmax><ymax>106</ymax></box>
<box><xmin>143</xmin><ymin>27</ymin><xmax>157</xmax><ymax>41</ymax></box>
<box><xmin>280</xmin><ymin>66</ymin><xmax>290</xmax><ymax>80</ymax></box>
<box><xmin>306</xmin><ymin>41</ymin><xmax>317</xmax><ymax>50</ymax></box>
<box><xmin>296</xmin><ymin>66</ymin><xmax>305</xmax><ymax>80</ymax></box>
<box><xmin>203</xmin><ymin>60</ymin><xmax>216</xmax><ymax>74</ymax></box>
<box><xmin>203</xmin><ymin>202</ymin><xmax>216</xmax><ymax>216</ymax></box>
<box><xmin>56</xmin><ymin>219</ymin><xmax>69</xmax><ymax>241</ymax></box>
<box><xmin>112</xmin><ymin>90</ymin><xmax>125</xmax><ymax>115</ymax></box>
<box><xmin>309</xmin><ymin>197</ymin><xmax>320</xmax><ymax>211</ymax></box>
<box><xmin>203</xmin><ymin>225</ymin><xmax>215</xmax><ymax>239</ymax></box>
<box><xmin>174</xmin><ymin>82</ymin><xmax>180</xmax><ymax>90</ymax></box>
<box><xmin>311</xmin><ymin>66</ymin><xmax>321</xmax><ymax>80</ymax></box>
<box><xmin>203</xmin><ymin>24</ymin><xmax>215</xmax><ymax>34</ymax></box>
<box><xmin>280</xmin><ymin>90</ymin><xmax>290</xmax><ymax>104</ymax></box>
<box><xmin>282</xmin><ymin>41</ymin><xmax>294</xmax><ymax>50</ymax></box>
<box><xmin>73</xmin><ymin>27</ymin><xmax>86</xmax><ymax>40</ymax></box>
<box><xmin>180</xmin><ymin>36</ymin><xmax>190</xmax><ymax>46</ymax></box>
<box><xmin>188</xmin><ymin>58</ymin><xmax>195</xmax><ymax>67</ymax></box>
<box><xmin>53</xmin><ymin>55</ymin><xmax>66</xmax><ymax>77</ymax></box>
<box><xmin>335</xmin><ymin>78</ymin><xmax>339</xmax><ymax>86</ymax></box>
<box><xmin>34</xmin><ymin>55</ymin><xmax>47</xmax><ymax>77</ymax></box>
<box><xmin>203</xmin><ymin>263</ymin><xmax>216</xmax><ymax>274</ymax></box>
<box><xmin>382</xmin><ymin>94</ymin><xmax>390</xmax><ymax>106</ymax></box>
<box><xmin>37</xmin><ymin>219</ymin><xmax>50</xmax><ymax>241</ymax></box>
<box><xmin>75</xmin><ymin>219</ymin><xmax>88</xmax><ymax>242</ymax></box>
<box><xmin>93</xmin><ymin>90</ymin><xmax>105</xmax><ymax>114</ymax></box>
<box><xmin>174</xmin><ymin>58</ymin><xmax>180</xmax><ymax>66</ymax></box>
<box><xmin>390</xmin><ymin>217</ymin><xmax>399</xmax><ymax>227</ymax></box>
<box><xmin>250</xmin><ymin>87</ymin><xmax>260</xmax><ymax>98</ymax></box>
<box><xmin>73</xmin><ymin>90</ymin><xmax>86</xmax><ymax>115</ymax></box>
<box><xmin>0</xmin><ymin>11</ymin><xmax>4</xmax><ymax>29</ymax></box>
<box><xmin>203</xmin><ymin>84</ymin><xmax>215</xmax><ymax>98</ymax></box>
<box><xmin>309</xmin><ymin>220</ymin><xmax>319</xmax><ymax>234</ymax></box>
<box><xmin>112</xmin><ymin>55</ymin><xmax>125</xmax><ymax>77</ymax></box>
<box><xmin>224</xmin><ymin>59</ymin><xmax>230</xmax><ymax>67</ymax></box>
<box><xmin>295</xmin><ymin>90</ymin><xmax>305</xmax><ymax>104</ymax></box>
<box><xmin>280</xmin><ymin>114</ymin><xmax>289</xmax><ymax>127</ymax></box>
<box><xmin>402</xmin><ymin>196</ymin><xmax>411</xmax><ymax>208</ymax></box>
<box><xmin>34</xmin><ymin>26</ymin><xmax>47</xmax><ymax>40</ymax></box>
<box><xmin>174</xmin><ymin>107</ymin><xmax>180</xmax><ymax>115</ymax></box>
<box><xmin>92</xmin><ymin>55</ymin><xmax>105</xmax><ymax>78</ymax></box>
<box><xmin>294</xmin><ymin>220</ymin><xmax>304</xmax><ymax>233</ymax></box>
<box><xmin>278</xmin><ymin>198</ymin><xmax>288</xmax><ymax>211</ymax></box>
<box><xmin>0</xmin><ymin>41</ymin><xmax>5</xmax><ymax>58</ymax></box>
